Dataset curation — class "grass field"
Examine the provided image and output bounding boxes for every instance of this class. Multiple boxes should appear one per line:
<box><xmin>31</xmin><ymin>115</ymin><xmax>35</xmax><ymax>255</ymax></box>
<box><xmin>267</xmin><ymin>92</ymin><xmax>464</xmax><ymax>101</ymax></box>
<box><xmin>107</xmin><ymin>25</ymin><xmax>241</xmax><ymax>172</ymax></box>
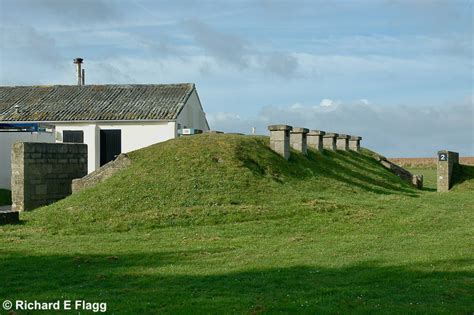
<box><xmin>1</xmin><ymin>134</ymin><xmax>473</xmax><ymax>314</ymax></box>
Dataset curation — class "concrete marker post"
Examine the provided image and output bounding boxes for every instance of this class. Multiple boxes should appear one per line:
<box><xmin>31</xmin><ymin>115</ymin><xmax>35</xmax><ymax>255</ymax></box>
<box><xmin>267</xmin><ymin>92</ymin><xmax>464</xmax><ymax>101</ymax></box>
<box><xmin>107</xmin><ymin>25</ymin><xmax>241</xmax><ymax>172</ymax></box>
<box><xmin>349</xmin><ymin>136</ymin><xmax>362</xmax><ymax>152</ymax></box>
<box><xmin>437</xmin><ymin>150</ymin><xmax>460</xmax><ymax>192</ymax></box>
<box><xmin>268</xmin><ymin>125</ymin><xmax>293</xmax><ymax>160</ymax></box>
<box><xmin>336</xmin><ymin>134</ymin><xmax>349</xmax><ymax>151</ymax></box>
<box><xmin>290</xmin><ymin>127</ymin><xmax>310</xmax><ymax>155</ymax></box>
<box><xmin>322</xmin><ymin>133</ymin><xmax>338</xmax><ymax>151</ymax></box>
<box><xmin>307</xmin><ymin>130</ymin><xmax>326</xmax><ymax>152</ymax></box>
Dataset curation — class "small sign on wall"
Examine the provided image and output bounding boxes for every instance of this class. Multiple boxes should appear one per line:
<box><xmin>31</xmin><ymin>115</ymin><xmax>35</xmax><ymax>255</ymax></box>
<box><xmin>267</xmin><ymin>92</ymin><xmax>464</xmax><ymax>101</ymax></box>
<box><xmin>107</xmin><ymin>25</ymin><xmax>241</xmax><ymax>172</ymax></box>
<box><xmin>438</xmin><ymin>152</ymin><xmax>447</xmax><ymax>162</ymax></box>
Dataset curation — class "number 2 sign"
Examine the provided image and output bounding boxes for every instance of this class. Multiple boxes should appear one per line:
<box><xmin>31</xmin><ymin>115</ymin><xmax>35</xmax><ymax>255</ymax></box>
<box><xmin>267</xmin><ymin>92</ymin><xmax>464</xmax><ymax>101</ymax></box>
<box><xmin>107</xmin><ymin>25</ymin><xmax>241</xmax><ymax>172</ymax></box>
<box><xmin>438</xmin><ymin>153</ymin><xmax>447</xmax><ymax>161</ymax></box>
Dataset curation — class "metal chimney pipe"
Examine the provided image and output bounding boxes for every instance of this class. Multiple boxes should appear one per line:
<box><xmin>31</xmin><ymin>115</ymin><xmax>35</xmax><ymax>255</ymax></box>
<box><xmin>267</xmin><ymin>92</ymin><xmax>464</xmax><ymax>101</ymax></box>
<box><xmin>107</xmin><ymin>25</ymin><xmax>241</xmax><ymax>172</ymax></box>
<box><xmin>81</xmin><ymin>69</ymin><xmax>85</xmax><ymax>86</ymax></box>
<box><xmin>73</xmin><ymin>58</ymin><xmax>83</xmax><ymax>86</ymax></box>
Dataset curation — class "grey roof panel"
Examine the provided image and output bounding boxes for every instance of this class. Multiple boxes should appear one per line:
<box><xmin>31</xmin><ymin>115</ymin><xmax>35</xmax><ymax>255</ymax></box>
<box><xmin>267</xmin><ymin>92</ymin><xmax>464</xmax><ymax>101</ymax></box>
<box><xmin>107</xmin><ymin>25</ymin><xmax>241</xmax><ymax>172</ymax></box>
<box><xmin>0</xmin><ymin>83</ymin><xmax>194</xmax><ymax>121</ymax></box>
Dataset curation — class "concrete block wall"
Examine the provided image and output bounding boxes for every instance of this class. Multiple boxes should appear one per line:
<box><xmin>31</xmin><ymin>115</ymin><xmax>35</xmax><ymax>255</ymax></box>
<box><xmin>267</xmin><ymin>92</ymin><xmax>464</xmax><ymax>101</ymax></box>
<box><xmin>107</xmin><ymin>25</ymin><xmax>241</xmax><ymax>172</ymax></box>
<box><xmin>0</xmin><ymin>131</ymin><xmax>55</xmax><ymax>189</ymax></box>
<box><xmin>11</xmin><ymin>142</ymin><xmax>88</xmax><ymax>211</ymax></box>
<box><xmin>437</xmin><ymin>150</ymin><xmax>459</xmax><ymax>192</ymax></box>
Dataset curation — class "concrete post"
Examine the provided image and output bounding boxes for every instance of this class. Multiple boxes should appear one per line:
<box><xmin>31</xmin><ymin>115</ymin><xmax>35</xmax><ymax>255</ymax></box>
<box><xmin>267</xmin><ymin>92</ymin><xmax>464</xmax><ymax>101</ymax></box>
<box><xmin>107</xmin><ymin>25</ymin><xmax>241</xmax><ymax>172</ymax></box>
<box><xmin>307</xmin><ymin>130</ymin><xmax>325</xmax><ymax>152</ymax></box>
<box><xmin>437</xmin><ymin>150</ymin><xmax>460</xmax><ymax>192</ymax></box>
<box><xmin>349</xmin><ymin>136</ymin><xmax>362</xmax><ymax>152</ymax></box>
<box><xmin>336</xmin><ymin>134</ymin><xmax>349</xmax><ymax>151</ymax></box>
<box><xmin>290</xmin><ymin>128</ymin><xmax>309</xmax><ymax>155</ymax></box>
<box><xmin>322</xmin><ymin>133</ymin><xmax>338</xmax><ymax>151</ymax></box>
<box><xmin>268</xmin><ymin>125</ymin><xmax>293</xmax><ymax>160</ymax></box>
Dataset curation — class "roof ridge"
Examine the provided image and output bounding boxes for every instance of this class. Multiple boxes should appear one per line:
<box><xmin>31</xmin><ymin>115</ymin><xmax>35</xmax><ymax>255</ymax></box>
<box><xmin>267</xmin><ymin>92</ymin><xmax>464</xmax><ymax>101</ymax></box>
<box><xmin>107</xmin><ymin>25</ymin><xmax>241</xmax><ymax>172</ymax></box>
<box><xmin>0</xmin><ymin>83</ymin><xmax>195</xmax><ymax>88</ymax></box>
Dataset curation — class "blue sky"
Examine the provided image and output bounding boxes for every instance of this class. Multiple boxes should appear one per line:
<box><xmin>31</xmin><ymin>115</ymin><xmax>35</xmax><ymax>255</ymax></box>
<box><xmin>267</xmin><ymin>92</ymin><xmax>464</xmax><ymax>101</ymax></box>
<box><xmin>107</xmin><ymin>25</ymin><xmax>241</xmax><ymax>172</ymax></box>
<box><xmin>0</xmin><ymin>0</ymin><xmax>472</xmax><ymax>156</ymax></box>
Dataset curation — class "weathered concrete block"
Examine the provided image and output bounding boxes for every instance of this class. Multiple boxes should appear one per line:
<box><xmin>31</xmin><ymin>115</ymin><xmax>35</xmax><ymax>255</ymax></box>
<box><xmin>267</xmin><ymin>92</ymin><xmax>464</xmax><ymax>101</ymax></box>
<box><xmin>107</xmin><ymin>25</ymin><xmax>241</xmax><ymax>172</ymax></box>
<box><xmin>322</xmin><ymin>133</ymin><xmax>338</xmax><ymax>151</ymax></box>
<box><xmin>11</xmin><ymin>142</ymin><xmax>87</xmax><ymax>211</ymax></box>
<box><xmin>290</xmin><ymin>127</ymin><xmax>309</xmax><ymax>155</ymax></box>
<box><xmin>268</xmin><ymin>125</ymin><xmax>292</xmax><ymax>160</ymax></box>
<box><xmin>72</xmin><ymin>153</ymin><xmax>132</xmax><ymax>193</ymax></box>
<box><xmin>307</xmin><ymin>130</ymin><xmax>325</xmax><ymax>152</ymax></box>
<box><xmin>349</xmin><ymin>136</ymin><xmax>362</xmax><ymax>152</ymax></box>
<box><xmin>336</xmin><ymin>134</ymin><xmax>349</xmax><ymax>151</ymax></box>
<box><xmin>412</xmin><ymin>174</ymin><xmax>424</xmax><ymax>189</ymax></box>
<box><xmin>437</xmin><ymin>150</ymin><xmax>459</xmax><ymax>192</ymax></box>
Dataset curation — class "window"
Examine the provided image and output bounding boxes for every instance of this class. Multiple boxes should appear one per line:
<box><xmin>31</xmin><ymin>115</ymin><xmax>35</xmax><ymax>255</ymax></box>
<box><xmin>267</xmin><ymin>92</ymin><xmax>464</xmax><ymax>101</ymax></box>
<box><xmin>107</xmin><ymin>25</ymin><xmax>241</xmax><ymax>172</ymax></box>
<box><xmin>63</xmin><ymin>130</ymin><xmax>84</xmax><ymax>143</ymax></box>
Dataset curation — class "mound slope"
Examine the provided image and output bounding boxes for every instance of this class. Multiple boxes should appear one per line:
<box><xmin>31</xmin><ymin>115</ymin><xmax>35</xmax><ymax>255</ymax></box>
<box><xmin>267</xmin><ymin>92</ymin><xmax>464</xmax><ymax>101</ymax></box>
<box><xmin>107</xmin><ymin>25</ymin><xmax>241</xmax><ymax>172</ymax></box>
<box><xmin>27</xmin><ymin>134</ymin><xmax>418</xmax><ymax>232</ymax></box>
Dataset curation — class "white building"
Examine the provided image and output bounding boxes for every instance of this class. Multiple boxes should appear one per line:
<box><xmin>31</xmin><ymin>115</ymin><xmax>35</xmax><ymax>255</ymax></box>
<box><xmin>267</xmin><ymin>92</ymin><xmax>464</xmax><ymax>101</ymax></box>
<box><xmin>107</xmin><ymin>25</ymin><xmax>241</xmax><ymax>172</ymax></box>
<box><xmin>0</xmin><ymin>83</ymin><xmax>209</xmax><ymax>185</ymax></box>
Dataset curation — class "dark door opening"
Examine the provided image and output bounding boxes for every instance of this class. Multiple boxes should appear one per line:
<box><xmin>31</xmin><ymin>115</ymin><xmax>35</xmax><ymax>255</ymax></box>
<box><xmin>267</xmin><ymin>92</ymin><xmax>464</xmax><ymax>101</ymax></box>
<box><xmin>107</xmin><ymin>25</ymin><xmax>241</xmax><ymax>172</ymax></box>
<box><xmin>100</xmin><ymin>129</ymin><xmax>121</xmax><ymax>166</ymax></box>
<box><xmin>63</xmin><ymin>130</ymin><xmax>84</xmax><ymax>143</ymax></box>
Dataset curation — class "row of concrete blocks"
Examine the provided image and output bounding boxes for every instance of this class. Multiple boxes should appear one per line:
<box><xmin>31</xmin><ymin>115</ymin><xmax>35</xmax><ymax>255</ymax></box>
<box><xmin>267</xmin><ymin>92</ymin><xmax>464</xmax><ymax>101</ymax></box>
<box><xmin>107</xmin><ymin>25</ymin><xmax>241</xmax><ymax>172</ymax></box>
<box><xmin>268</xmin><ymin>125</ymin><xmax>362</xmax><ymax>160</ymax></box>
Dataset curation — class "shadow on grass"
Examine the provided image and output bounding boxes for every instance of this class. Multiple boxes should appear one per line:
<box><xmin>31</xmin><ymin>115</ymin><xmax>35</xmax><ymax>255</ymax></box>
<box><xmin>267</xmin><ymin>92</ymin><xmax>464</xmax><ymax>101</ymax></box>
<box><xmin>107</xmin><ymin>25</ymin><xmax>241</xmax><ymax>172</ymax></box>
<box><xmin>452</xmin><ymin>164</ymin><xmax>474</xmax><ymax>189</ymax></box>
<box><xmin>0</xmin><ymin>251</ymin><xmax>472</xmax><ymax>313</ymax></box>
<box><xmin>236</xmin><ymin>139</ymin><xmax>417</xmax><ymax>196</ymax></box>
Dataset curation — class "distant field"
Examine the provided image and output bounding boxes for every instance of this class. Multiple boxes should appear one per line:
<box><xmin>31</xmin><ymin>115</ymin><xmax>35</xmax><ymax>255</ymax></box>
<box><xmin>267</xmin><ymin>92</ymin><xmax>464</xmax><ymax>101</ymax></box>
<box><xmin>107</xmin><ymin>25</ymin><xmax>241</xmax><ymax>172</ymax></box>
<box><xmin>390</xmin><ymin>157</ymin><xmax>474</xmax><ymax>167</ymax></box>
<box><xmin>1</xmin><ymin>135</ymin><xmax>473</xmax><ymax>314</ymax></box>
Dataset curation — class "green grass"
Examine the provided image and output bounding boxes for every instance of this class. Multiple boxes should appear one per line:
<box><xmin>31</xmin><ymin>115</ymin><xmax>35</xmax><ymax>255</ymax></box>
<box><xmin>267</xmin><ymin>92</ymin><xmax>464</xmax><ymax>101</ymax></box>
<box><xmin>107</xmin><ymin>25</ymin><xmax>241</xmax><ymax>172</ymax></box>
<box><xmin>0</xmin><ymin>189</ymin><xmax>12</xmax><ymax>206</ymax></box>
<box><xmin>1</xmin><ymin>134</ymin><xmax>473</xmax><ymax>314</ymax></box>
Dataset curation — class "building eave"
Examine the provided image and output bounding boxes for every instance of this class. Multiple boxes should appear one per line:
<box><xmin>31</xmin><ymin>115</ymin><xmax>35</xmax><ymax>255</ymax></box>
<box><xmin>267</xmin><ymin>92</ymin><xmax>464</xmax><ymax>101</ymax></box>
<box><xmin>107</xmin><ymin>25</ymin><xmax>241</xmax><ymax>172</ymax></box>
<box><xmin>0</xmin><ymin>119</ymin><xmax>177</xmax><ymax>124</ymax></box>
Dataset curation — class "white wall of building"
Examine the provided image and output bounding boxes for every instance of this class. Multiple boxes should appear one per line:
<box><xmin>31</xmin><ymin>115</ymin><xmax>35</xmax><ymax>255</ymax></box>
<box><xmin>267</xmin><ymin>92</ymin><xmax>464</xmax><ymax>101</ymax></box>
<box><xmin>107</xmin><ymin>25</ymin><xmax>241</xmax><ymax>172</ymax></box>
<box><xmin>177</xmin><ymin>89</ymin><xmax>210</xmax><ymax>131</ymax></box>
<box><xmin>55</xmin><ymin>121</ymin><xmax>176</xmax><ymax>173</ymax></box>
<box><xmin>0</xmin><ymin>131</ymin><xmax>55</xmax><ymax>189</ymax></box>
<box><xmin>98</xmin><ymin>121</ymin><xmax>176</xmax><ymax>153</ymax></box>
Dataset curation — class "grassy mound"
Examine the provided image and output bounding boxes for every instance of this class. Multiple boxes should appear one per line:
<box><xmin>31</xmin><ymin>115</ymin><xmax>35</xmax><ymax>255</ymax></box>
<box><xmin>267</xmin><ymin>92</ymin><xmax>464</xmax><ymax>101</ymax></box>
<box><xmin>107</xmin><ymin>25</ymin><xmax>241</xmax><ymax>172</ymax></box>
<box><xmin>24</xmin><ymin>134</ymin><xmax>417</xmax><ymax>233</ymax></box>
<box><xmin>2</xmin><ymin>135</ymin><xmax>473</xmax><ymax>313</ymax></box>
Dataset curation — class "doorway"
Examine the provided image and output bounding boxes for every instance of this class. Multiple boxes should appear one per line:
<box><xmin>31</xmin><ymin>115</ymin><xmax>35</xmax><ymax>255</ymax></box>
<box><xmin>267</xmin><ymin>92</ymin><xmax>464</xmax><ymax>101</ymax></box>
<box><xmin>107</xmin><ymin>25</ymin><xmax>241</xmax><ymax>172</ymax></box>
<box><xmin>100</xmin><ymin>129</ymin><xmax>121</xmax><ymax>166</ymax></box>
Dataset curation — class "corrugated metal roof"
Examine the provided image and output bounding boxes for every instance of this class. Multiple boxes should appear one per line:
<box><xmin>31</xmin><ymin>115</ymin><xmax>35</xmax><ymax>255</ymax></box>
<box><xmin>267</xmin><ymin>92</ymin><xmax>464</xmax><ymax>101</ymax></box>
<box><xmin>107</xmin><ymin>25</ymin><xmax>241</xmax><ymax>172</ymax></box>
<box><xmin>0</xmin><ymin>83</ymin><xmax>195</xmax><ymax>122</ymax></box>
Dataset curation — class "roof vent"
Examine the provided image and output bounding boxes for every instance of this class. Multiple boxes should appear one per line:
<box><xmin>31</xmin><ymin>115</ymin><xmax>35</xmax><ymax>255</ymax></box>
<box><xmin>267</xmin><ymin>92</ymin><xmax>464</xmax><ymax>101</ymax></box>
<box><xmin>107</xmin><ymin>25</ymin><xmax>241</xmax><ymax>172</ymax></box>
<box><xmin>73</xmin><ymin>58</ymin><xmax>85</xmax><ymax>86</ymax></box>
<box><xmin>14</xmin><ymin>104</ymin><xmax>20</xmax><ymax>114</ymax></box>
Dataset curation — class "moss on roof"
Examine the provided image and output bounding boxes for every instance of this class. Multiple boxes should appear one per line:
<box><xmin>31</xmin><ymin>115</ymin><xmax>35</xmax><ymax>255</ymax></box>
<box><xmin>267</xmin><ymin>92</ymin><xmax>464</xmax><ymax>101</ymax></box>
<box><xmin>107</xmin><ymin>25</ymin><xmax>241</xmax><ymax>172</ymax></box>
<box><xmin>0</xmin><ymin>83</ymin><xmax>195</xmax><ymax>122</ymax></box>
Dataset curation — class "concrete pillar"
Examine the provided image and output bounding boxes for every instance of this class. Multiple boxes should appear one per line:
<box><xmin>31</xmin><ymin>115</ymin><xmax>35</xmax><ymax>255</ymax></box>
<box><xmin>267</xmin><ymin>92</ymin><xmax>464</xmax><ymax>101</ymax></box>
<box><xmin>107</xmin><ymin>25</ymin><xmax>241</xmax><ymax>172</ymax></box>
<box><xmin>349</xmin><ymin>136</ymin><xmax>362</xmax><ymax>152</ymax></box>
<box><xmin>307</xmin><ymin>130</ymin><xmax>325</xmax><ymax>152</ymax></box>
<box><xmin>268</xmin><ymin>125</ymin><xmax>293</xmax><ymax>160</ymax></box>
<box><xmin>290</xmin><ymin>128</ymin><xmax>309</xmax><ymax>155</ymax></box>
<box><xmin>437</xmin><ymin>150</ymin><xmax>459</xmax><ymax>192</ymax></box>
<box><xmin>336</xmin><ymin>134</ymin><xmax>349</xmax><ymax>151</ymax></box>
<box><xmin>322</xmin><ymin>133</ymin><xmax>338</xmax><ymax>151</ymax></box>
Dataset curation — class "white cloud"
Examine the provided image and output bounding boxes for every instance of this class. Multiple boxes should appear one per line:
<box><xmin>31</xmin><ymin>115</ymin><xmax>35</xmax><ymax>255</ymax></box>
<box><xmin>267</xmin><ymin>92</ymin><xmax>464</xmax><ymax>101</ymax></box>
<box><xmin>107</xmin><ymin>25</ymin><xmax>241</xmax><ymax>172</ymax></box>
<box><xmin>319</xmin><ymin>99</ymin><xmax>338</xmax><ymax>107</ymax></box>
<box><xmin>207</xmin><ymin>97</ymin><xmax>474</xmax><ymax>157</ymax></box>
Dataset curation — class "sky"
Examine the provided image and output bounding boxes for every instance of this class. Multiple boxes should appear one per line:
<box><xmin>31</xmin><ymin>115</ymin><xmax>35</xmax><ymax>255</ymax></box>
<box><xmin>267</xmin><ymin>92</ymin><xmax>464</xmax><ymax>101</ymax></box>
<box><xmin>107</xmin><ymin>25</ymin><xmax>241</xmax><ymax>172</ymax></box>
<box><xmin>0</xmin><ymin>0</ymin><xmax>472</xmax><ymax>157</ymax></box>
